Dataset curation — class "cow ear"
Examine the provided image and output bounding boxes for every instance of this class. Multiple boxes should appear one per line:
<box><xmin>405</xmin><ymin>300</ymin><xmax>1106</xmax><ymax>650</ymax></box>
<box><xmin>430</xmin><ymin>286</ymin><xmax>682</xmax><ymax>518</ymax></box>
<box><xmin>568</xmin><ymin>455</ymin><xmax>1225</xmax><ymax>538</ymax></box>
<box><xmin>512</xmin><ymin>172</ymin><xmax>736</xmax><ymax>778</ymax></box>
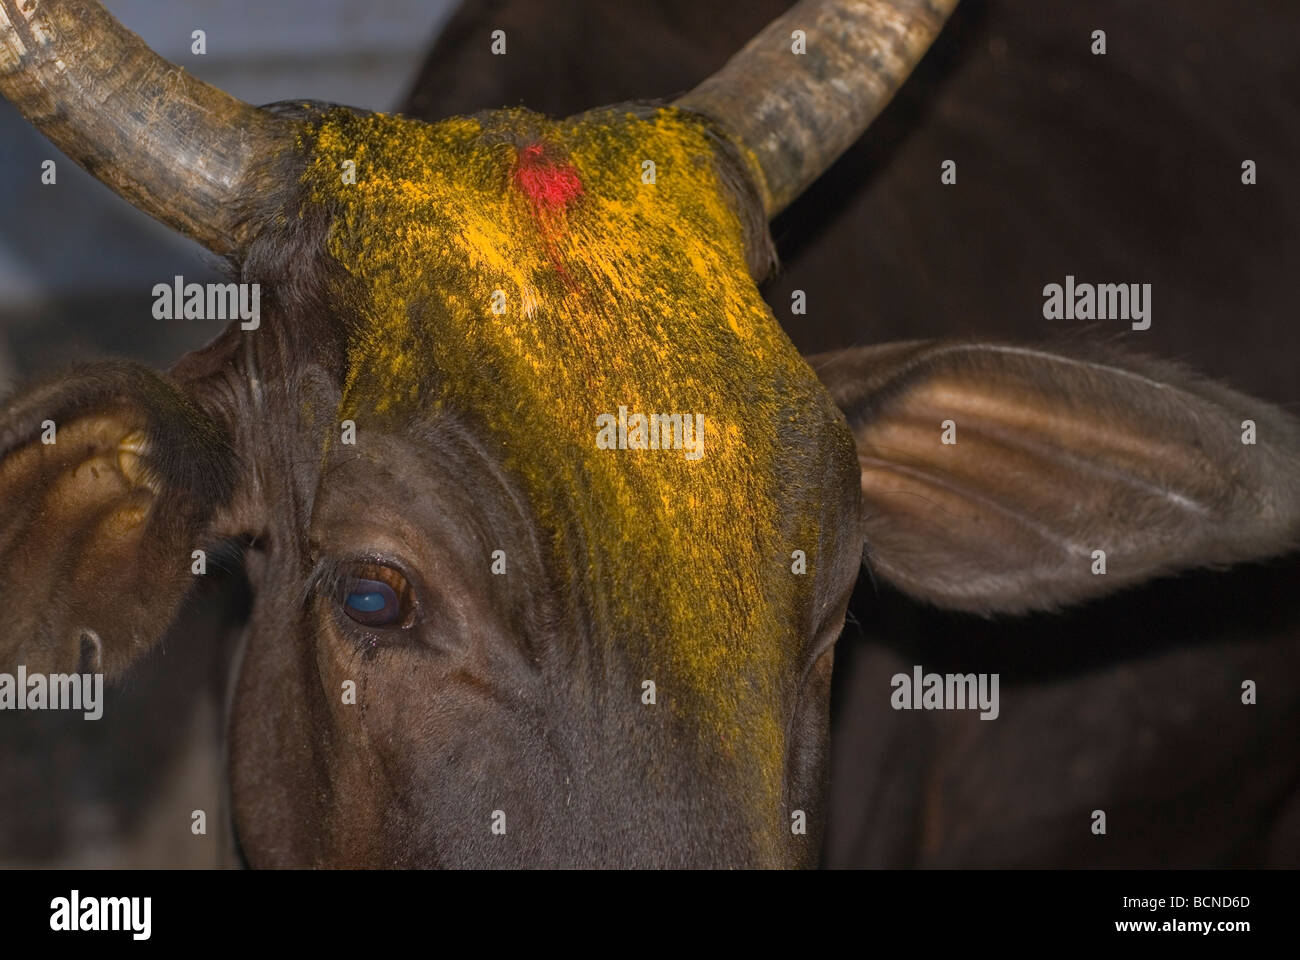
<box><xmin>0</xmin><ymin>361</ymin><xmax>239</xmax><ymax>676</ymax></box>
<box><xmin>811</xmin><ymin>341</ymin><xmax>1300</xmax><ymax>614</ymax></box>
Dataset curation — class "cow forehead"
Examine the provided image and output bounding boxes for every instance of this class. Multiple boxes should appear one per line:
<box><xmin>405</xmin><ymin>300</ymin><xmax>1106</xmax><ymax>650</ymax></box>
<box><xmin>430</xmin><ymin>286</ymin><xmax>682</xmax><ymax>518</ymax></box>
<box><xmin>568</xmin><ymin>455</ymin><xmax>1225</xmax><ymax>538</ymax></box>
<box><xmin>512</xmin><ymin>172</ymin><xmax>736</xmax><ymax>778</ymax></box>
<box><xmin>297</xmin><ymin>106</ymin><xmax>855</xmax><ymax>814</ymax></box>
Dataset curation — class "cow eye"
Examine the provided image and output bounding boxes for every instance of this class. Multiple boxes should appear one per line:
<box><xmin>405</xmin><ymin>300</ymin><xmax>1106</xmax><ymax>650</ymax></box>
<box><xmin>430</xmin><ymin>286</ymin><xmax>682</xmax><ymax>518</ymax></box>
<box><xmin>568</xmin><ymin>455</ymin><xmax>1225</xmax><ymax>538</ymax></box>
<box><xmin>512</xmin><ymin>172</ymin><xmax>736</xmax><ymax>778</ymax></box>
<box><xmin>337</xmin><ymin>565</ymin><xmax>413</xmax><ymax>628</ymax></box>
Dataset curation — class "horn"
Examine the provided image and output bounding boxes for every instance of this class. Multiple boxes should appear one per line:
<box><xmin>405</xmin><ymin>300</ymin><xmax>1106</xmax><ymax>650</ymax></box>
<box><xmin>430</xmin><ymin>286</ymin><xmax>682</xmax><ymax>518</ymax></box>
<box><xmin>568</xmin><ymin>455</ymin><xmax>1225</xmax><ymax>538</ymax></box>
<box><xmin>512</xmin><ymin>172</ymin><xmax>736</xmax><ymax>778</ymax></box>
<box><xmin>676</xmin><ymin>0</ymin><xmax>959</xmax><ymax>217</ymax></box>
<box><xmin>0</xmin><ymin>0</ymin><xmax>292</xmax><ymax>256</ymax></box>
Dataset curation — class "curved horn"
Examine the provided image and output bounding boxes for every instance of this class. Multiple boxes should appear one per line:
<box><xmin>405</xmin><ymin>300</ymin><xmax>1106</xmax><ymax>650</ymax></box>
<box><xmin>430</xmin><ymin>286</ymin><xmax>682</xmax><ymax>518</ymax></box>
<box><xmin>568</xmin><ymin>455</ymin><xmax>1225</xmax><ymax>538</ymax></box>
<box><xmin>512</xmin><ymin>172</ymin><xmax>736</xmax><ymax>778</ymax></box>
<box><xmin>676</xmin><ymin>0</ymin><xmax>959</xmax><ymax>218</ymax></box>
<box><xmin>0</xmin><ymin>0</ymin><xmax>291</xmax><ymax>256</ymax></box>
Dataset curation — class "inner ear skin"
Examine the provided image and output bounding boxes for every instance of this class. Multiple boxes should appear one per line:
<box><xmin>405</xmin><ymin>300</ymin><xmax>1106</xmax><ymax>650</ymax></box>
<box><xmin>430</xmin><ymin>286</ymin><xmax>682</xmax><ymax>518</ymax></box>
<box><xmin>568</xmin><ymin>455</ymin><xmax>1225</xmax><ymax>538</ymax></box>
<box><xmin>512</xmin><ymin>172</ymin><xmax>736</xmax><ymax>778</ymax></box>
<box><xmin>0</xmin><ymin>362</ymin><xmax>237</xmax><ymax>676</ymax></box>
<box><xmin>0</xmin><ymin>413</ymin><xmax>151</xmax><ymax>672</ymax></box>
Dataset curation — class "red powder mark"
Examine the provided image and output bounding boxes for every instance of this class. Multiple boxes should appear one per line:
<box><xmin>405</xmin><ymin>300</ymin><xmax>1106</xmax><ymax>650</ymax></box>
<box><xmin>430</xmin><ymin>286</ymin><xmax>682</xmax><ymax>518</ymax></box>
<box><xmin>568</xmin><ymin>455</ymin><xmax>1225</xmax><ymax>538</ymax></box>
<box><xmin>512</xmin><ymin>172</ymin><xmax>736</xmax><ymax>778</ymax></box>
<box><xmin>512</xmin><ymin>142</ymin><xmax>584</xmax><ymax>288</ymax></box>
<box><xmin>513</xmin><ymin>143</ymin><xmax>583</xmax><ymax>213</ymax></box>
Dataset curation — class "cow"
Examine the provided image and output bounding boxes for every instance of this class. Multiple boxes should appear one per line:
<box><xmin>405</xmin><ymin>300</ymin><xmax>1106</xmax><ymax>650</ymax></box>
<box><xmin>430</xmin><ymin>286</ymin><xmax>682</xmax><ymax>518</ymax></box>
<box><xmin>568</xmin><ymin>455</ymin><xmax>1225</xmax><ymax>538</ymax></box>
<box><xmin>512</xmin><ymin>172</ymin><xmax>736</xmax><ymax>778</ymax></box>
<box><xmin>1</xmin><ymin>0</ymin><xmax>1297</xmax><ymax>868</ymax></box>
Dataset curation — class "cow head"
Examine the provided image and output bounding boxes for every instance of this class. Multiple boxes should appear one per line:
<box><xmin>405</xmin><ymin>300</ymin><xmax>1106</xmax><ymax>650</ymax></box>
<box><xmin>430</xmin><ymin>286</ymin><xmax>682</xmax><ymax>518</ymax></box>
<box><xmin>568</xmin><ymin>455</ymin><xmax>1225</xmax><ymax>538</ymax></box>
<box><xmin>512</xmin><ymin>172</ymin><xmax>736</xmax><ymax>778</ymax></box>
<box><xmin>3</xmin><ymin>0</ymin><xmax>1298</xmax><ymax>868</ymax></box>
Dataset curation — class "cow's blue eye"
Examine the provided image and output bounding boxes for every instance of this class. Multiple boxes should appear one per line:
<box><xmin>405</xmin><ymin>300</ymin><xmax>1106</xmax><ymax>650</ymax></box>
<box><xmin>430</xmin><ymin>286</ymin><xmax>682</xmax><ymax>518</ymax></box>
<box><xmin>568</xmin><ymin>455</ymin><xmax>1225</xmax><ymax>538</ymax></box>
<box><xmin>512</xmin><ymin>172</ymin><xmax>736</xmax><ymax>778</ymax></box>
<box><xmin>348</xmin><ymin>590</ymin><xmax>388</xmax><ymax>612</ymax></box>
<box><xmin>341</xmin><ymin>578</ymin><xmax>402</xmax><ymax>626</ymax></box>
